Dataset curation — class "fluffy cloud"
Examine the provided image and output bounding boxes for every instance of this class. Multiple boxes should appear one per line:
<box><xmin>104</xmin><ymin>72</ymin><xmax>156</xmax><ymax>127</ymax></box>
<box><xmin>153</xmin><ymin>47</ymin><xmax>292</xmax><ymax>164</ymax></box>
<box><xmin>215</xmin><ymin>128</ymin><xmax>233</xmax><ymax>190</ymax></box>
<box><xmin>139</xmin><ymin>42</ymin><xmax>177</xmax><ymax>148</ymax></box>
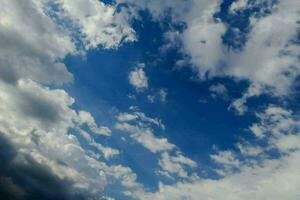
<box><xmin>229</xmin><ymin>83</ymin><xmax>262</xmax><ymax>115</ymax></box>
<box><xmin>120</xmin><ymin>0</ymin><xmax>300</xmax><ymax>113</ymax></box>
<box><xmin>227</xmin><ymin>0</ymin><xmax>300</xmax><ymax>95</ymax></box>
<box><xmin>128</xmin><ymin>63</ymin><xmax>149</xmax><ymax>90</ymax></box>
<box><xmin>0</xmin><ymin>78</ymin><xmax>148</xmax><ymax>198</ymax></box>
<box><xmin>0</xmin><ymin>0</ymin><xmax>75</xmax><ymax>85</ymax></box>
<box><xmin>2</xmin><ymin>0</ymin><xmax>300</xmax><ymax>199</ymax></box>
<box><xmin>115</xmin><ymin>110</ymin><xmax>198</xmax><ymax>181</ymax></box>
<box><xmin>183</xmin><ymin>0</ymin><xmax>300</xmax><ymax>96</ymax></box>
<box><xmin>158</xmin><ymin>152</ymin><xmax>197</xmax><ymax>179</ymax></box>
<box><xmin>148</xmin><ymin>88</ymin><xmax>168</xmax><ymax>103</ymax></box>
<box><xmin>130</xmin><ymin>105</ymin><xmax>300</xmax><ymax>200</ymax></box>
<box><xmin>0</xmin><ymin>0</ymin><xmax>141</xmax><ymax>198</ymax></box>
<box><xmin>115</xmin><ymin>122</ymin><xmax>173</xmax><ymax>153</ymax></box>
<box><xmin>209</xmin><ymin>83</ymin><xmax>229</xmax><ymax>100</ymax></box>
<box><xmin>54</xmin><ymin>0</ymin><xmax>136</xmax><ymax>49</ymax></box>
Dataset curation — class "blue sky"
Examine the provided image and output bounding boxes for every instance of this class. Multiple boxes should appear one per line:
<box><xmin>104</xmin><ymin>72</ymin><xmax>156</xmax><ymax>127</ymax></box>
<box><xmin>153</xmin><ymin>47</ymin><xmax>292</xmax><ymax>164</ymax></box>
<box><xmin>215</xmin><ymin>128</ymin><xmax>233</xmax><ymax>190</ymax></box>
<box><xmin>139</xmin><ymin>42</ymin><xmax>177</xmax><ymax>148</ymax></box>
<box><xmin>0</xmin><ymin>0</ymin><xmax>300</xmax><ymax>199</ymax></box>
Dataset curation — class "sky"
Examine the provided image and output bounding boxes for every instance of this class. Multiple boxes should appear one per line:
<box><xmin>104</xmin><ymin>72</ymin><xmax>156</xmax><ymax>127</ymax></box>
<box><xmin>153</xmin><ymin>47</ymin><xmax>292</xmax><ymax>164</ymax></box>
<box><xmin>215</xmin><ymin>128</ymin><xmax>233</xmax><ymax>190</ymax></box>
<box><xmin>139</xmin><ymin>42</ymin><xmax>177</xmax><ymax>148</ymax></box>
<box><xmin>0</xmin><ymin>0</ymin><xmax>300</xmax><ymax>199</ymax></box>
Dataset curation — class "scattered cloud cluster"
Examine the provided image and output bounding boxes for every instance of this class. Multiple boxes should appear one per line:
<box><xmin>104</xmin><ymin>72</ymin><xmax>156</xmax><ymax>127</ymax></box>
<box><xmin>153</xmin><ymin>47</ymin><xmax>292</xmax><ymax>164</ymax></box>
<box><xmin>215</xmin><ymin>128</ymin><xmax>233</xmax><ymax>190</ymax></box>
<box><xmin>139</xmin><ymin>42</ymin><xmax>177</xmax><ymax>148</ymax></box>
<box><xmin>121</xmin><ymin>0</ymin><xmax>300</xmax><ymax>114</ymax></box>
<box><xmin>129</xmin><ymin>105</ymin><xmax>300</xmax><ymax>200</ymax></box>
<box><xmin>1</xmin><ymin>0</ymin><xmax>300</xmax><ymax>199</ymax></box>
<box><xmin>115</xmin><ymin>109</ymin><xmax>197</xmax><ymax>180</ymax></box>
<box><xmin>0</xmin><ymin>0</ymin><xmax>139</xmax><ymax>199</ymax></box>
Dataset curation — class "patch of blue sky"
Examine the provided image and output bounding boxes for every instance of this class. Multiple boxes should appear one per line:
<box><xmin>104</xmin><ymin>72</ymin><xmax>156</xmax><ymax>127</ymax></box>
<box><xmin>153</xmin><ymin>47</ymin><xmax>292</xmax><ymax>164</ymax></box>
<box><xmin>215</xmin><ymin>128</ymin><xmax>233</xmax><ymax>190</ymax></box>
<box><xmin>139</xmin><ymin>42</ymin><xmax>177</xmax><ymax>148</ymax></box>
<box><xmin>61</xmin><ymin>0</ymin><xmax>295</xmax><ymax>191</ymax></box>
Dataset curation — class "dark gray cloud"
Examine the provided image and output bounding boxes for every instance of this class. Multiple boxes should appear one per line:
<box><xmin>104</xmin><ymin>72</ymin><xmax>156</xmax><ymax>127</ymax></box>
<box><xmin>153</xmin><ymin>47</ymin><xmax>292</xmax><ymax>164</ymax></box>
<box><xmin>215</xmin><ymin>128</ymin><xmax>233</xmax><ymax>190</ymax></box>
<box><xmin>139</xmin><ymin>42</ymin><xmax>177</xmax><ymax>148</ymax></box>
<box><xmin>0</xmin><ymin>133</ymin><xmax>87</xmax><ymax>200</ymax></box>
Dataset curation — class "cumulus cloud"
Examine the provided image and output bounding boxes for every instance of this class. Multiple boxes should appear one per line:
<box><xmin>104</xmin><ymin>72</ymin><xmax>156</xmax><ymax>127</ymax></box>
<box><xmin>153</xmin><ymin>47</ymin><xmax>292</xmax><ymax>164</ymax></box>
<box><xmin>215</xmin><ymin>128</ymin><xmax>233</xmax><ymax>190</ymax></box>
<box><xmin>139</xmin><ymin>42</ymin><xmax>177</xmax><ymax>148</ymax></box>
<box><xmin>3</xmin><ymin>0</ymin><xmax>300</xmax><ymax>199</ymax></box>
<box><xmin>182</xmin><ymin>0</ymin><xmax>300</xmax><ymax>97</ymax></box>
<box><xmin>129</xmin><ymin>105</ymin><xmax>300</xmax><ymax>200</ymax></box>
<box><xmin>54</xmin><ymin>0</ymin><xmax>136</xmax><ymax>49</ymax></box>
<box><xmin>0</xmin><ymin>78</ymin><xmax>147</xmax><ymax>198</ymax></box>
<box><xmin>0</xmin><ymin>0</ymin><xmax>75</xmax><ymax>85</ymax></box>
<box><xmin>209</xmin><ymin>83</ymin><xmax>229</xmax><ymax>100</ymax></box>
<box><xmin>115</xmin><ymin>109</ymin><xmax>198</xmax><ymax>181</ymax></box>
<box><xmin>148</xmin><ymin>88</ymin><xmax>168</xmax><ymax>103</ymax></box>
<box><xmin>115</xmin><ymin>122</ymin><xmax>174</xmax><ymax>153</ymax></box>
<box><xmin>0</xmin><ymin>0</ymin><xmax>135</xmax><ymax>85</ymax></box>
<box><xmin>128</xmin><ymin>63</ymin><xmax>149</xmax><ymax>90</ymax></box>
<box><xmin>229</xmin><ymin>83</ymin><xmax>262</xmax><ymax>115</ymax></box>
<box><xmin>0</xmin><ymin>0</ymin><xmax>141</xmax><ymax>198</ymax></box>
<box><xmin>120</xmin><ymin>0</ymin><xmax>300</xmax><ymax>113</ymax></box>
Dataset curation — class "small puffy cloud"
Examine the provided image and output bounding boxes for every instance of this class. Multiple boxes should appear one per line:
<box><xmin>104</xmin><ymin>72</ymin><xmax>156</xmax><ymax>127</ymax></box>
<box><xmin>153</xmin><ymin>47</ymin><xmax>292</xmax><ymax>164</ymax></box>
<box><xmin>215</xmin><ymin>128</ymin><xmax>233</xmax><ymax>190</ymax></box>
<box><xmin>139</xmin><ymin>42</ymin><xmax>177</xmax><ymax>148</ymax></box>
<box><xmin>128</xmin><ymin>64</ymin><xmax>148</xmax><ymax>90</ymax></box>
<box><xmin>158</xmin><ymin>152</ymin><xmax>197</xmax><ymax>179</ymax></box>
<box><xmin>229</xmin><ymin>0</ymin><xmax>248</xmax><ymax>13</ymax></box>
<box><xmin>115</xmin><ymin>122</ymin><xmax>174</xmax><ymax>153</ymax></box>
<box><xmin>148</xmin><ymin>88</ymin><xmax>168</xmax><ymax>103</ymax></box>
<box><xmin>78</xmin><ymin>111</ymin><xmax>111</xmax><ymax>136</ymax></box>
<box><xmin>210</xmin><ymin>151</ymin><xmax>240</xmax><ymax>168</ymax></box>
<box><xmin>229</xmin><ymin>84</ymin><xmax>262</xmax><ymax>115</ymax></box>
<box><xmin>117</xmin><ymin>110</ymin><xmax>165</xmax><ymax>129</ymax></box>
<box><xmin>209</xmin><ymin>83</ymin><xmax>228</xmax><ymax>100</ymax></box>
<box><xmin>116</xmin><ymin>109</ymin><xmax>197</xmax><ymax>182</ymax></box>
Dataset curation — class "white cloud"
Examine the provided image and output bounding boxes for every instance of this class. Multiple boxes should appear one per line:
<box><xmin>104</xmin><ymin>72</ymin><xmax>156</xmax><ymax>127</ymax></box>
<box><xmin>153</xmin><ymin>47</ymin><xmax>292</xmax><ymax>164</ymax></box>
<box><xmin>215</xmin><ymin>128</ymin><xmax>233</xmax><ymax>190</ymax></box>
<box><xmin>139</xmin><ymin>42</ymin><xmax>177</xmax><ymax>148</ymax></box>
<box><xmin>130</xmin><ymin>105</ymin><xmax>300</xmax><ymax>200</ymax></box>
<box><xmin>0</xmin><ymin>0</ymin><xmax>141</xmax><ymax>198</ymax></box>
<box><xmin>229</xmin><ymin>0</ymin><xmax>248</xmax><ymax>13</ymax></box>
<box><xmin>78</xmin><ymin>111</ymin><xmax>112</xmax><ymax>136</ymax></box>
<box><xmin>182</xmin><ymin>1</ymin><xmax>226</xmax><ymax>77</ymax></box>
<box><xmin>121</xmin><ymin>0</ymin><xmax>300</xmax><ymax>111</ymax></box>
<box><xmin>0</xmin><ymin>0</ymin><xmax>75</xmax><ymax>84</ymax></box>
<box><xmin>3</xmin><ymin>0</ymin><xmax>300</xmax><ymax>198</ymax></box>
<box><xmin>158</xmin><ymin>152</ymin><xmax>197</xmax><ymax>179</ymax></box>
<box><xmin>209</xmin><ymin>83</ymin><xmax>229</xmax><ymax>100</ymax></box>
<box><xmin>229</xmin><ymin>84</ymin><xmax>262</xmax><ymax>115</ymax></box>
<box><xmin>148</xmin><ymin>88</ymin><xmax>168</xmax><ymax>103</ymax></box>
<box><xmin>116</xmin><ymin>109</ymin><xmax>198</xmax><ymax>182</ymax></box>
<box><xmin>54</xmin><ymin>0</ymin><xmax>136</xmax><ymax>49</ymax></box>
<box><xmin>0</xmin><ymin>79</ymin><xmax>124</xmax><ymax>195</ymax></box>
<box><xmin>227</xmin><ymin>0</ymin><xmax>300</xmax><ymax>95</ymax></box>
<box><xmin>128</xmin><ymin>64</ymin><xmax>149</xmax><ymax>90</ymax></box>
<box><xmin>117</xmin><ymin>110</ymin><xmax>165</xmax><ymax>129</ymax></box>
<box><xmin>182</xmin><ymin>0</ymin><xmax>300</xmax><ymax>97</ymax></box>
<box><xmin>115</xmin><ymin>122</ymin><xmax>174</xmax><ymax>153</ymax></box>
<box><xmin>210</xmin><ymin>151</ymin><xmax>240</xmax><ymax>167</ymax></box>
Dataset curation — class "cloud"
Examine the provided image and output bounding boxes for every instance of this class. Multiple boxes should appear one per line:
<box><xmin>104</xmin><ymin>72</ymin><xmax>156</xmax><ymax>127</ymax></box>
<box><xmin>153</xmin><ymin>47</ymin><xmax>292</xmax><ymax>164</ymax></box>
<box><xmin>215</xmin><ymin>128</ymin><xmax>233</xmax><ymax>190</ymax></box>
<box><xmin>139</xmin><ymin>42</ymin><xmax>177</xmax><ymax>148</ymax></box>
<box><xmin>0</xmin><ymin>134</ymin><xmax>81</xmax><ymax>200</ymax></box>
<box><xmin>158</xmin><ymin>152</ymin><xmax>197</xmax><ymax>179</ymax></box>
<box><xmin>115</xmin><ymin>109</ymin><xmax>197</xmax><ymax>181</ymax></box>
<box><xmin>0</xmin><ymin>79</ymin><xmax>143</xmax><ymax>197</ymax></box>
<box><xmin>0</xmin><ymin>0</ymin><xmax>142</xmax><ymax>198</ymax></box>
<box><xmin>229</xmin><ymin>83</ymin><xmax>262</xmax><ymax>115</ymax></box>
<box><xmin>182</xmin><ymin>0</ymin><xmax>300</xmax><ymax>97</ymax></box>
<box><xmin>209</xmin><ymin>83</ymin><xmax>229</xmax><ymax>100</ymax></box>
<box><xmin>115</xmin><ymin>122</ymin><xmax>174</xmax><ymax>153</ymax></box>
<box><xmin>130</xmin><ymin>105</ymin><xmax>300</xmax><ymax>200</ymax></box>
<box><xmin>128</xmin><ymin>63</ymin><xmax>149</xmax><ymax>90</ymax></box>
<box><xmin>120</xmin><ymin>0</ymin><xmax>300</xmax><ymax>112</ymax></box>
<box><xmin>0</xmin><ymin>0</ymin><xmax>75</xmax><ymax>85</ymax></box>
<box><xmin>148</xmin><ymin>88</ymin><xmax>168</xmax><ymax>103</ymax></box>
<box><xmin>227</xmin><ymin>0</ymin><xmax>300</xmax><ymax>95</ymax></box>
<box><xmin>54</xmin><ymin>0</ymin><xmax>136</xmax><ymax>49</ymax></box>
<box><xmin>0</xmin><ymin>0</ymin><xmax>135</xmax><ymax>85</ymax></box>
<box><xmin>2</xmin><ymin>0</ymin><xmax>300</xmax><ymax>199</ymax></box>
<box><xmin>78</xmin><ymin>111</ymin><xmax>112</xmax><ymax>136</ymax></box>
